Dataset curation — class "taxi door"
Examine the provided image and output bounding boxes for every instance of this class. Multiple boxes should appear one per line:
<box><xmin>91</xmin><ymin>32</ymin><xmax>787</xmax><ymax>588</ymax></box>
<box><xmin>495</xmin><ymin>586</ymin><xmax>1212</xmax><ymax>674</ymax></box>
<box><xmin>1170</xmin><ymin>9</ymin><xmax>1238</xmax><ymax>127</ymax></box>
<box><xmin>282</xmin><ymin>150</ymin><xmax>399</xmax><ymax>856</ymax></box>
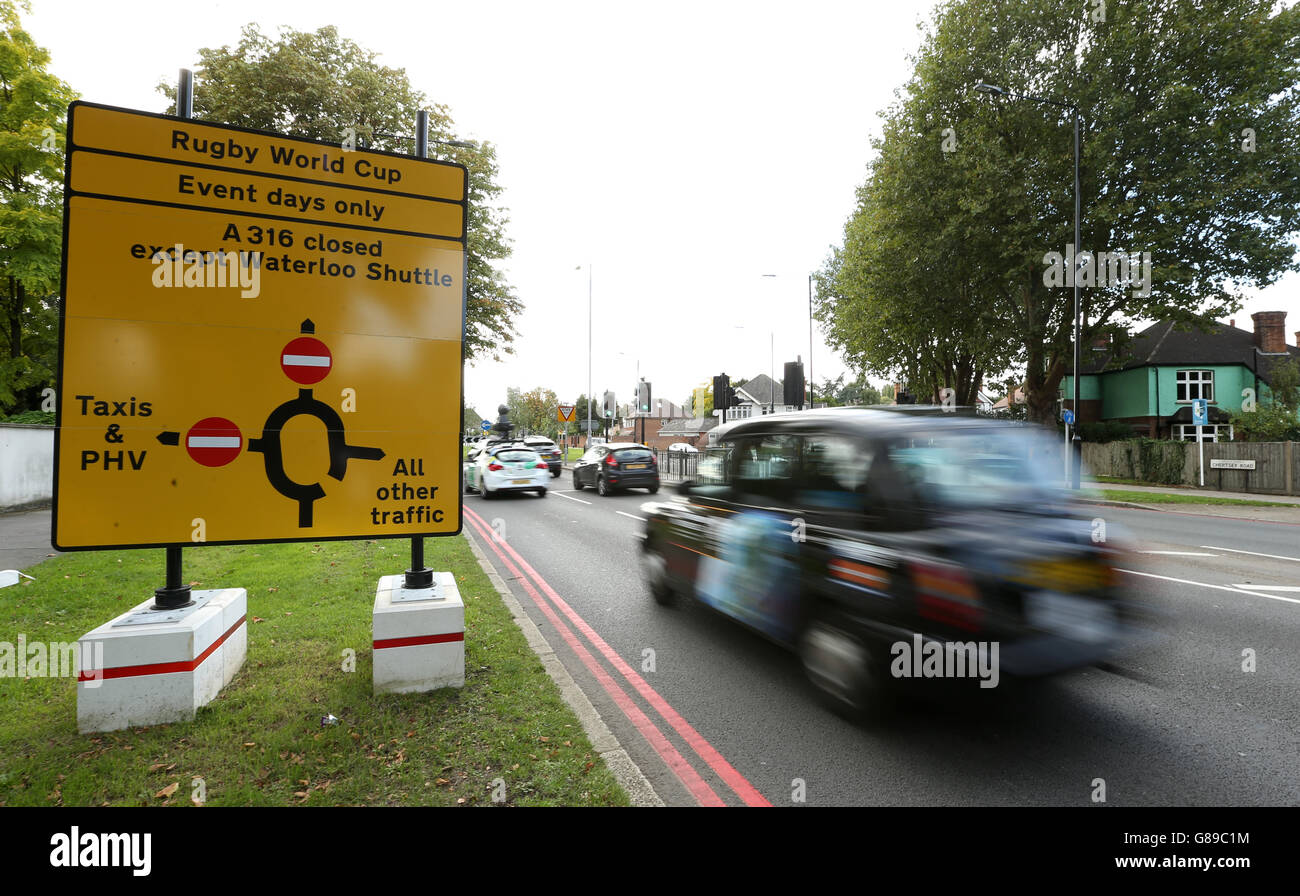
<box><xmin>693</xmin><ymin>433</ymin><xmax>804</xmax><ymax>644</ymax></box>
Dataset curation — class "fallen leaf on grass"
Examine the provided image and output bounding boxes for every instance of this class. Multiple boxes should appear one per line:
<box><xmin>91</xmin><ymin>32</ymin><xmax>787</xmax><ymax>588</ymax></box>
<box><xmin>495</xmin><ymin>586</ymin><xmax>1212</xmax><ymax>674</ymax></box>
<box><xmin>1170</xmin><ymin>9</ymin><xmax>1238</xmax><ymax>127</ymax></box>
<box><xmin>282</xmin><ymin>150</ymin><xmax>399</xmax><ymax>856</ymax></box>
<box><xmin>435</xmin><ymin>778</ymin><xmax>450</xmax><ymax>786</ymax></box>
<box><xmin>155</xmin><ymin>783</ymin><xmax>179</xmax><ymax>799</ymax></box>
<box><xmin>242</xmin><ymin>742</ymin><xmax>256</xmax><ymax>748</ymax></box>
<box><xmin>252</xmin><ymin>616</ymin><xmax>265</xmax><ymax>623</ymax></box>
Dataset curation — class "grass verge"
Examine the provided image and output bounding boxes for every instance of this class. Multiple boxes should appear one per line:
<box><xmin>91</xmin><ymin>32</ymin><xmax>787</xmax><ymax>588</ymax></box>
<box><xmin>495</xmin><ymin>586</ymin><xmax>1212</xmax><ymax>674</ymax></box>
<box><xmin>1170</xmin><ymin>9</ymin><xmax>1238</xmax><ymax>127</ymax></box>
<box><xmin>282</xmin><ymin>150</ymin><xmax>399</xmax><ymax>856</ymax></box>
<box><xmin>1097</xmin><ymin>489</ymin><xmax>1295</xmax><ymax>507</ymax></box>
<box><xmin>0</xmin><ymin>535</ymin><xmax>628</xmax><ymax>807</ymax></box>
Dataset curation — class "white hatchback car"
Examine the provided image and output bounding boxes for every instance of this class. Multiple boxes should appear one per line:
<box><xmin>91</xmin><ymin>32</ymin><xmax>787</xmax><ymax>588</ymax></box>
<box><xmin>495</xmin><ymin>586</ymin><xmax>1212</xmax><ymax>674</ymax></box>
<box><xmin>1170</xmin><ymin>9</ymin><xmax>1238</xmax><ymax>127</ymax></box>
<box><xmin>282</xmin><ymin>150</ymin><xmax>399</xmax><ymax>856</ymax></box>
<box><xmin>464</xmin><ymin>442</ymin><xmax>549</xmax><ymax>498</ymax></box>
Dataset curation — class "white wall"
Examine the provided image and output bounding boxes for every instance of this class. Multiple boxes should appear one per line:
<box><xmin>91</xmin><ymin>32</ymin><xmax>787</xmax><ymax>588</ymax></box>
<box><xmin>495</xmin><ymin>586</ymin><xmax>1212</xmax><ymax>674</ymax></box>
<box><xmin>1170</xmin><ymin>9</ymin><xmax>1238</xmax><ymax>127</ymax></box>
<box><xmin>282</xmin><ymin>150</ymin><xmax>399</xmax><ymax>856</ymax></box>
<box><xmin>0</xmin><ymin>424</ymin><xmax>54</xmax><ymax>509</ymax></box>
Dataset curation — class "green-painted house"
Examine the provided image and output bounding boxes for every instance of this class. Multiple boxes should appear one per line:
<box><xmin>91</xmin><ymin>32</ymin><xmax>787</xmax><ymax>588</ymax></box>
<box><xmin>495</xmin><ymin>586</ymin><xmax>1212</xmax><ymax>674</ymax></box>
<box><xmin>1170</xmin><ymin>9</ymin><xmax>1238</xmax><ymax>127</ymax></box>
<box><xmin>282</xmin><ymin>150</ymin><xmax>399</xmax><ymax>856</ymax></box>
<box><xmin>1062</xmin><ymin>311</ymin><xmax>1300</xmax><ymax>441</ymax></box>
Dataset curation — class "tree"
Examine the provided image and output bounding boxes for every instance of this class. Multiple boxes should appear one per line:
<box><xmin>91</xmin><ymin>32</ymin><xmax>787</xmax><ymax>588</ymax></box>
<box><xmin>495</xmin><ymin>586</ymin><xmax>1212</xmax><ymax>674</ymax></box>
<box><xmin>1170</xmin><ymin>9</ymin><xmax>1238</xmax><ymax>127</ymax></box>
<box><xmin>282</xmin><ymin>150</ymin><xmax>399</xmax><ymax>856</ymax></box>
<box><xmin>158</xmin><ymin>24</ymin><xmax>522</xmax><ymax>362</ymax></box>
<box><xmin>506</xmin><ymin>385</ymin><xmax>559</xmax><ymax>439</ymax></box>
<box><xmin>0</xmin><ymin>1</ymin><xmax>76</xmax><ymax>413</ymax></box>
<box><xmin>687</xmin><ymin>383</ymin><xmax>713</xmax><ymax>419</ymax></box>
<box><xmin>462</xmin><ymin>406</ymin><xmax>483</xmax><ymax>434</ymax></box>
<box><xmin>819</xmin><ymin>0</ymin><xmax>1300</xmax><ymax>424</ymax></box>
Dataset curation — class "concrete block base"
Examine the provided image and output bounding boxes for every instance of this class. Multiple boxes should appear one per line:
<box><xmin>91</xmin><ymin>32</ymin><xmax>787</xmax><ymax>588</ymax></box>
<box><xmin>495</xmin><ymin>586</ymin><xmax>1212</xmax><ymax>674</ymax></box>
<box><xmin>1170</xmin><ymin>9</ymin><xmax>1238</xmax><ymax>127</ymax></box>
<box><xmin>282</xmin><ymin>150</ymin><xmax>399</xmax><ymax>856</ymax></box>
<box><xmin>373</xmin><ymin>572</ymin><xmax>464</xmax><ymax>694</ymax></box>
<box><xmin>77</xmin><ymin>588</ymin><xmax>248</xmax><ymax>733</ymax></box>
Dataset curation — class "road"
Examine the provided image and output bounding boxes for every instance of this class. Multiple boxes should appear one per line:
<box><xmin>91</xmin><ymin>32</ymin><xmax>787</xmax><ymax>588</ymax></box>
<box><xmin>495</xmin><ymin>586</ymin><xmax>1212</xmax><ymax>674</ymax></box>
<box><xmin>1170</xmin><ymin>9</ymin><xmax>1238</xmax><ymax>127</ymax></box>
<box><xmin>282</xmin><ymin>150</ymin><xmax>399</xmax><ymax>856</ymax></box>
<box><xmin>463</xmin><ymin>483</ymin><xmax>1300</xmax><ymax>806</ymax></box>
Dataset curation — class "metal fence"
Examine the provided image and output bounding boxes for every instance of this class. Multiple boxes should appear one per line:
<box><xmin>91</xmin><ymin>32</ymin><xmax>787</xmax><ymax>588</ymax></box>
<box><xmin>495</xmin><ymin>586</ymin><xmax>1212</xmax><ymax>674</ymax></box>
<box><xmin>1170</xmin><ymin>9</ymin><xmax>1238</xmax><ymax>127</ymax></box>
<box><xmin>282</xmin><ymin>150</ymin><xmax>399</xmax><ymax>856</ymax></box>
<box><xmin>655</xmin><ymin>449</ymin><xmax>700</xmax><ymax>481</ymax></box>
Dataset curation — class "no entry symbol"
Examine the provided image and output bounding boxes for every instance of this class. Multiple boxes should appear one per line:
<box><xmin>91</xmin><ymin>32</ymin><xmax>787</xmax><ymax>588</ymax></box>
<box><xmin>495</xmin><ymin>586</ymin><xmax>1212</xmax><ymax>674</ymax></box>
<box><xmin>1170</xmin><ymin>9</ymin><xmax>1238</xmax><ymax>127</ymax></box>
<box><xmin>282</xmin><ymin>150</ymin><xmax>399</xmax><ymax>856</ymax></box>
<box><xmin>281</xmin><ymin>336</ymin><xmax>332</xmax><ymax>384</ymax></box>
<box><xmin>186</xmin><ymin>417</ymin><xmax>243</xmax><ymax>467</ymax></box>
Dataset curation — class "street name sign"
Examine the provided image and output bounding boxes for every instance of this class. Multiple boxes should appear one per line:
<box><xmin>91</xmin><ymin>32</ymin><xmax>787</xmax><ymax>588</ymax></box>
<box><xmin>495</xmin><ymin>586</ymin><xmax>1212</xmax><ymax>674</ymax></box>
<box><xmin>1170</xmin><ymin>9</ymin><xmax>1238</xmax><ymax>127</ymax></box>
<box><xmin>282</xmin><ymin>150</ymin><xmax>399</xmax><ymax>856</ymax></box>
<box><xmin>54</xmin><ymin>102</ymin><xmax>467</xmax><ymax>549</ymax></box>
<box><xmin>1209</xmin><ymin>459</ymin><xmax>1256</xmax><ymax>470</ymax></box>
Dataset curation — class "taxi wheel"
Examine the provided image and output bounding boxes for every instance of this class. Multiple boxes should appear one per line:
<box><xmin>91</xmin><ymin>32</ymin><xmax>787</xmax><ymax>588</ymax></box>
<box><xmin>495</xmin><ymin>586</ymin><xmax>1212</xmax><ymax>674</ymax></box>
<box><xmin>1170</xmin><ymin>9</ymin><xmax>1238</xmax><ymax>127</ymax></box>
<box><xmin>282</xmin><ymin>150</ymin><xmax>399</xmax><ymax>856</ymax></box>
<box><xmin>642</xmin><ymin>542</ymin><xmax>674</xmax><ymax>605</ymax></box>
<box><xmin>573</xmin><ymin>472</ymin><xmax>584</xmax><ymax>491</ymax></box>
<box><xmin>597</xmin><ymin>476</ymin><xmax>610</xmax><ymax>497</ymax></box>
<box><xmin>536</xmin><ymin>488</ymin><xmax>547</xmax><ymax>498</ymax></box>
<box><xmin>481</xmin><ymin>481</ymin><xmax>495</xmax><ymax>500</ymax></box>
<box><xmin>648</xmin><ymin>484</ymin><xmax>660</xmax><ymax>494</ymax></box>
<box><xmin>799</xmin><ymin>609</ymin><xmax>890</xmax><ymax>723</ymax></box>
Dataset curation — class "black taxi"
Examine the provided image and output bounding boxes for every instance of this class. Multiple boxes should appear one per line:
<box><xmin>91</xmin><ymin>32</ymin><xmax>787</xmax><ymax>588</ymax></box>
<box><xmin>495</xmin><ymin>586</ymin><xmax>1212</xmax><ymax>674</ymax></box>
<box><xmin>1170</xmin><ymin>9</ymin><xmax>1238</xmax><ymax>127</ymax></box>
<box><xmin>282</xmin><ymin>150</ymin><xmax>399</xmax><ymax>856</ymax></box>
<box><xmin>637</xmin><ymin>408</ymin><xmax>1139</xmax><ymax>718</ymax></box>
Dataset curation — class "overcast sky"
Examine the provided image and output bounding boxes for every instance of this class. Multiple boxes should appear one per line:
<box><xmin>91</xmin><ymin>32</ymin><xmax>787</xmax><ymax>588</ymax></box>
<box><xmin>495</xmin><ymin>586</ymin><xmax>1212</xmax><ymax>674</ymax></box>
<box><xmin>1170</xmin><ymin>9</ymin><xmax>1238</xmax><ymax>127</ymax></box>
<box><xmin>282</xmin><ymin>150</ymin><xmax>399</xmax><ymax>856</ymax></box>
<box><xmin>27</xmin><ymin>0</ymin><xmax>1300</xmax><ymax>421</ymax></box>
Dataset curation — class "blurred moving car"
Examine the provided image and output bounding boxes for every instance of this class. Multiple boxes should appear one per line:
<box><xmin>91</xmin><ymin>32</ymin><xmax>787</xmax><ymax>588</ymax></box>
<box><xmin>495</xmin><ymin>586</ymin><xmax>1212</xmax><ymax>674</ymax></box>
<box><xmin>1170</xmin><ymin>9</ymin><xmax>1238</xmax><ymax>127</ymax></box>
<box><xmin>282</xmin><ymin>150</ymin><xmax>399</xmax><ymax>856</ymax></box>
<box><xmin>638</xmin><ymin>408</ymin><xmax>1139</xmax><ymax>719</ymax></box>
<box><xmin>572</xmin><ymin>442</ymin><xmax>660</xmax><ymax>495</ymax></box>
<box><xmin>523</xmin><ymin>435</ymin><xmax>564</xmax><ymax>478</ymax></box>
<box><xmin>463</xmin><ymin>440</ymin><xmax>549</xmax><ymax>499</ymax></box>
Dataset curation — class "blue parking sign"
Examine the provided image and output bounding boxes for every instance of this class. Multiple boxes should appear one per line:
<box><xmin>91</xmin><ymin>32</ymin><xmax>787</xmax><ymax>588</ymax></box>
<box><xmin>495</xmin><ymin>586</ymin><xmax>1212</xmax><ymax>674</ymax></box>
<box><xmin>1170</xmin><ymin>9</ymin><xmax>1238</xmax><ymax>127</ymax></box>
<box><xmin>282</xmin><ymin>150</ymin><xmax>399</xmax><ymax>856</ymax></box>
<box><xmin>481</xmin><ymin>420</ymin><xmax>492</xmax><ymax>431</ymax></box>
<box><xmin>1191</xmin><ymin>399</ymin><xmax>1208</xmax><ymax>426</ymax></box>
<box><xmin>1062</xmin><ymin>409</ymin><xmax>1075</xmax><ymax>425</ymax></box>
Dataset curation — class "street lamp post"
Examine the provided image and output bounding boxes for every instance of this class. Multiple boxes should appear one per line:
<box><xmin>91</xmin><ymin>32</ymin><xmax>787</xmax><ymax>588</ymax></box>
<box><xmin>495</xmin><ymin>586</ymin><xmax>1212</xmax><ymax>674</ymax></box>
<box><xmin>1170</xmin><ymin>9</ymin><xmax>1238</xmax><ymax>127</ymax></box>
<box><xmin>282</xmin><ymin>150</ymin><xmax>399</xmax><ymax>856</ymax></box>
<box><xmin>975</xmin><ymin>81</ymin><xmax>1083</xmax><ymax>488</ymax></box>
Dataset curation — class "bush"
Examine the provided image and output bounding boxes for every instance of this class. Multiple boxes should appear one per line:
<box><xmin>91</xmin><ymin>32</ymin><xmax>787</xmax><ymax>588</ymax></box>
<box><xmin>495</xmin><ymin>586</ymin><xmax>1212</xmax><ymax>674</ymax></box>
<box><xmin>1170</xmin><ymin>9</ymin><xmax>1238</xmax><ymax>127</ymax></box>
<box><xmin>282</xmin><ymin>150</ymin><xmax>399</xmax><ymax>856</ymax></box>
<box><xmin>1119</xmin><ymin>438</ymin><xmax>1188</xmax><ymax>485</ymax></box>
<box><xmin>2</xmin><ymin>409</ymin><xmax>54</xmax><ymax>425</ymax></box>
<box><xmin>1230</xmin><ymin>405</ymin><xmax>1300</xmax><ymax>442</ymax></box>
<box><xmin>1079</xmin><ymin>420</ymin><xmax>1138</xmax><ymax>443</ymax></box>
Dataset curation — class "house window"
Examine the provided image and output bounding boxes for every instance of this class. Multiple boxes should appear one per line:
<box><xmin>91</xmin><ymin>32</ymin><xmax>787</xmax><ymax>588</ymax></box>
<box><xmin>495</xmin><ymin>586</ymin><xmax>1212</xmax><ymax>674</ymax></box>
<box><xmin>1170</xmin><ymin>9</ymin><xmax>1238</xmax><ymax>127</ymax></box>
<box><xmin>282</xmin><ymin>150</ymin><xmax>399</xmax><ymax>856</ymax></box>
<box><xmin>1176</xmin><ymin>369</ymin><xmax>1214</xmax><ymax>402</ymax></box>
<box><xmin>1172</xmin><ymin>424</ymin><xmax>1232</xmax><ymax>442</ymax></box>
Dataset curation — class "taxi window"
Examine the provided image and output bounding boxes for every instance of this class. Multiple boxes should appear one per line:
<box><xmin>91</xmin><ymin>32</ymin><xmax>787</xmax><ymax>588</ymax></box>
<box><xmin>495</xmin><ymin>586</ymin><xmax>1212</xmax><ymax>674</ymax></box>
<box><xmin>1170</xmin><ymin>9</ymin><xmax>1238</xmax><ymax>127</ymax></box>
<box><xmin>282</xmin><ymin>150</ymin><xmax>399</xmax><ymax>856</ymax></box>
<box><xmin>494</xmin><ymin>449</ymin><xmax>538</xmax><ymax>462</ymax></box>
<box><xmin>799</xmin><ymin>434</ymin><xmax>873</xmax><ymax>498</ymax></box>
<box><xmin>733</xmin><ymin>434</ymin><xmax>799</xmax><ymax>498</ymax></box>
<box><xmin>695</xmin><ymin>445</ymin><xmax>731</xmax><ymax>485</ymax></box>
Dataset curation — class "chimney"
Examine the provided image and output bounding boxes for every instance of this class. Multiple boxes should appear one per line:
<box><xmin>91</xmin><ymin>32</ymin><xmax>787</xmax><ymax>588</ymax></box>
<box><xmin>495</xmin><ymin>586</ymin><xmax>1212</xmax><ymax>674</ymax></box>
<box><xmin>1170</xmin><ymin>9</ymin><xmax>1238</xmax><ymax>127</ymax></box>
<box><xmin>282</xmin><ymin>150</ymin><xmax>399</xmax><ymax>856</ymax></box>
<box><xmin>1251</xmin><ymin>311</ymin><xmax>1287</xmax><ymax>354</ymax></box>
<box><xmin>1229</xmin><ymin>319</ymin><xmax>1235</xmax><ymax>328</ymax></box>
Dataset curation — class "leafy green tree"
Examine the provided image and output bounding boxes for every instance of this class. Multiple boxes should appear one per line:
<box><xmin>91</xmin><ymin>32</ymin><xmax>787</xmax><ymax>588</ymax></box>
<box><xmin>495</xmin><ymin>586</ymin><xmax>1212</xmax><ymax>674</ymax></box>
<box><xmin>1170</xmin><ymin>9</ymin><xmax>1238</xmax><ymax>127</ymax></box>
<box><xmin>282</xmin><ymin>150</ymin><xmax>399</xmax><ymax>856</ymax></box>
<box><xmin>462</xmin><ymin>406</ymin><xmax>483</xmax><ymax>434</ymax></box>
<box><xmin>687</xmin><ymin>383</ymin><xmax>713</xmax><ymax>418</ymax></box>
<box><xmin>819</xmin><ymin>0</ymin><xmax>1300</xmax><ymax>424</ymax></box>
<box><xmin>1230</xmin><ymin>404</ymin><xmax>1300</xmax><ymax>442</ymax></box>
<box><xmin>0</xmin><ymin>1</ymin><xmax>75</xmax><ymax>413</ymax></box>
<box><xmin>1261</xmin><ymin>357</ymin><xmax>1300</xmax><ymax>413</ymax></box>
<box><xmin>158</xmin><ymin>24</ymin><xmax>522</xmax><ymax>363</ymax></box>
<box><xmin>506</xmin><ymin>385</ymin><xmax>560</xmax><ymax>440</ymax></box>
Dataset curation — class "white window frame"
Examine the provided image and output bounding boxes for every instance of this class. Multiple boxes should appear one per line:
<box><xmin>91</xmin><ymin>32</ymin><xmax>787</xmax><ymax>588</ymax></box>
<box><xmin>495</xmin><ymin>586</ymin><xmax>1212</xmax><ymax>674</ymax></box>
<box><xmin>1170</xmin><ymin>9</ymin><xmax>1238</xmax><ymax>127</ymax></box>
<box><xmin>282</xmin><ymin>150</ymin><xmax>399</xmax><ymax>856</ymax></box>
<box><xmin>1175</xmin><ymin>369</ymin><xmax>1214</xmax><ymax>403</ymax></box>
<box><xmin>1172</xmin><ymin>423</ymin><xmax>1232</xmax><ymax>442</ymax></box>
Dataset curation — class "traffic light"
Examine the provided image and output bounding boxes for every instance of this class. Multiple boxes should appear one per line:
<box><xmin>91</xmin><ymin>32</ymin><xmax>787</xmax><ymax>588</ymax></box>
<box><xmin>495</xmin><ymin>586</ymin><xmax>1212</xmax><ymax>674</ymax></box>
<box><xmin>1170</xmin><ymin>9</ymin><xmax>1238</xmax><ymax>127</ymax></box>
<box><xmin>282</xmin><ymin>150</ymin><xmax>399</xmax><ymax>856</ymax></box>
<box><xmin>783</xmin><ymin>361</ymin><xmax>805</xmax><ymax>408</ymax></box>
<box><xmin>724</xmin><ymin>385</ymin><xmax>737</xmax><ymax>409</ymax></box>
<box><xmin>603</xmin><ymin>390</ymin><xmax>616</xmax><ymax>418</ymax></box>
<box><xmin>637</xmin><ymin>380</ymin><xmax>652</xmax><ymax>414</ymax></box>
<box><xmin>713</xmin><ymin>374</ymin><xmax>731</xmax><ymax>409</ymax></box>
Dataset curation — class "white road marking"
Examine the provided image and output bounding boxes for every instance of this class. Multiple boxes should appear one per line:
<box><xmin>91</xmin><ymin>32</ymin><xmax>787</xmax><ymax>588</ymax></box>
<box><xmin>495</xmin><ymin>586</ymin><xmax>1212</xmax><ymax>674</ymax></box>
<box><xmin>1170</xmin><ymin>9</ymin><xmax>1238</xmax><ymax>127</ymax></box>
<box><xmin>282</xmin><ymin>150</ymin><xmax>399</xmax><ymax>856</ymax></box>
<box><xmin>553</xmin><ymin>491</ymin><xmax>592</xmax><ymax>505</ymax></box>
<box><xmin>1231</xmin><ymin>585</ymin><xmax>1300</xmax><ymax>592</ymax></box>
<box><xmin>1138</xmin><ymin>551</ymin><xmax>1218</xmax><ymax>556</ymax></box>
<box><xmin>616</xmin><ymin>511</ymin><xmax>647</xmax><ymax>522</ymax></box>
<box><xmin>1201</xmin><ymin>545</ymin><xmax>1300</xmax><ymax>564</ymax></box>
<box><xmin>1118</xmin><ymin>568</ymin><xmax>1300</xmax><ymax>606</ymax></box>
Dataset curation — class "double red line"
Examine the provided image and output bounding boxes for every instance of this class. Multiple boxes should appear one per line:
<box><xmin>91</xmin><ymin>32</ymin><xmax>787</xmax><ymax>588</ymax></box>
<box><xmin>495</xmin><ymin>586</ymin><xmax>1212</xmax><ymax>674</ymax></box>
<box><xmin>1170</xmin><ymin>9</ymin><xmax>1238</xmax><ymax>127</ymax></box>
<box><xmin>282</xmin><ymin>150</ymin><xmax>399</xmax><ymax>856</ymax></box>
<box><xmin>463</xmin><ymin>505</ymin><xmax>770</xmax><ymax>807</ymax></box>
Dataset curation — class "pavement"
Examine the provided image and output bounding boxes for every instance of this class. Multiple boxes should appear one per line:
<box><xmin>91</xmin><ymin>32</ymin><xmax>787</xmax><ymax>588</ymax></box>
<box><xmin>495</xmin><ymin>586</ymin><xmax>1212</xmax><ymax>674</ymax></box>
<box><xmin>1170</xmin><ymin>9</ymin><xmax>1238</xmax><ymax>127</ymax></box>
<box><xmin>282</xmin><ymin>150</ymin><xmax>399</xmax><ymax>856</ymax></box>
<box><xmin>0</xmin><ymin>505</ymin><xmax>59</xmax><ymax>574</ymax></box>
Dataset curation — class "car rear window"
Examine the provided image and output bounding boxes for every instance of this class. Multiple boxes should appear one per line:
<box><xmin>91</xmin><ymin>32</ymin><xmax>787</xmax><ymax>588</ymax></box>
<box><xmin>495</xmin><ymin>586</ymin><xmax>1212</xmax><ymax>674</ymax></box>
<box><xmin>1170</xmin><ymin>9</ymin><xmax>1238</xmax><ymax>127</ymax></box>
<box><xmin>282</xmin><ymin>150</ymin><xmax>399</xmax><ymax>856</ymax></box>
<box><xmin>494</xmin><ymin>450</ymin><xmax>539</xmax><ymax>462</ymax></box>
<box><xmin>613</xmin><ymin>448</ymin><xmax>653</xmax><ymax>462</ymax></box>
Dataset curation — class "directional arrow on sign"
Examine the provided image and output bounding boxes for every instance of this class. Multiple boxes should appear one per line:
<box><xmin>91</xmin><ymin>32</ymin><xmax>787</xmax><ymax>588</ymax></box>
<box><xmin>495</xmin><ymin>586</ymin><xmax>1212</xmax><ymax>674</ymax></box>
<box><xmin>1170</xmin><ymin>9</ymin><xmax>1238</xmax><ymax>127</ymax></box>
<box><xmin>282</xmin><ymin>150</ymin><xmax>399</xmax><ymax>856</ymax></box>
<box><xmin>157</xmin><ymin>431</ymin><xmax>180</xmax><ymax>445</ymax></box>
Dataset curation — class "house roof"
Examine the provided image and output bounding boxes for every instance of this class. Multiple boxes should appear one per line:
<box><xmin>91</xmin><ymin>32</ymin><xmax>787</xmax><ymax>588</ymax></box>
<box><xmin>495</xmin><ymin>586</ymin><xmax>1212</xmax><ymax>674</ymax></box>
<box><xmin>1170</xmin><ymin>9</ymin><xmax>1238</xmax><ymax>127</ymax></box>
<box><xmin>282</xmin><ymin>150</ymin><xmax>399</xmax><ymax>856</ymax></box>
<box><xmin>735</xmin><ymin>374</ymin><xmax>782</xmax><ymax>406</ymax></box>
<box><xmin>1083</xmin><ymin>319</ymin><xmax>1300</xmax><ymax>380</ymax></box>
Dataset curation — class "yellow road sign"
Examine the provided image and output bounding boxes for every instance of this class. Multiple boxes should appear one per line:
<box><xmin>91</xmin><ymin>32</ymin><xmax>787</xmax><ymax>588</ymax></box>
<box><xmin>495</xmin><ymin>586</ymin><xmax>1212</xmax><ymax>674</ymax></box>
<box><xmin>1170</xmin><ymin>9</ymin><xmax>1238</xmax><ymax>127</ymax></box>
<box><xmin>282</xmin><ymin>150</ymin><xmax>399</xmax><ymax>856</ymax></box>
<box><xmin>54</xmin><ymin>102</ymin><xmax>468</xmax><ymax>550</ymax></box>
<box><xmin>557</xmin><ymin>405</ymin><xmax>576</xmax><ymax>422</ymax></box>
<box><xmin>71</xmin><ymin>151</ymin><xmax>463</xmax><ymax>239</ymax></box>
<box><xmin>69</xmin><ymin>102</ymin><xmax>465</xmax><ymax>200</ymax></box>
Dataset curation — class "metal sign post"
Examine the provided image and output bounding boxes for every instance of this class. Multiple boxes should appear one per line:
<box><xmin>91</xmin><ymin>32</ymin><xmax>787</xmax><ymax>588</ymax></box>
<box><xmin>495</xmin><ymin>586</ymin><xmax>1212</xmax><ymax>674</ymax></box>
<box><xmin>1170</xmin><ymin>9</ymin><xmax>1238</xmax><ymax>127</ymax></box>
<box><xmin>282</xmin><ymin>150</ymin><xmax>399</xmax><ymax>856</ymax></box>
<box><xmin>1192</xmin><ymin>399</ymin><xmax>1208</xmax><ymax>486</ymax></box>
